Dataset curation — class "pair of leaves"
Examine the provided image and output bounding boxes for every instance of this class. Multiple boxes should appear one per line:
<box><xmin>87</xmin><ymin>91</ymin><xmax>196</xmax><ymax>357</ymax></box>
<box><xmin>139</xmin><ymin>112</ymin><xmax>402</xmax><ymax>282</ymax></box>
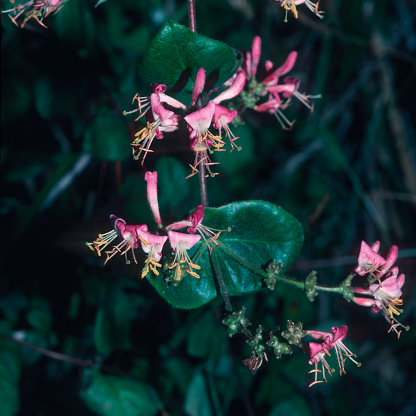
<box><xmin>146</xmin><ymin>201</ymin><xmax>304</xmax><ymax>309</ymax></box>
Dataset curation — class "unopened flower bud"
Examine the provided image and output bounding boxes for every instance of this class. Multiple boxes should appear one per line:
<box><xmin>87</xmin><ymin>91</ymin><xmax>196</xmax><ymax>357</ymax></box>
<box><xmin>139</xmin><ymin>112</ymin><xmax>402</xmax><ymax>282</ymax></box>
<box><xmin>305</xmin><ymin>270</ymin><xmax>318</xmax><ymax>302</ymax></box>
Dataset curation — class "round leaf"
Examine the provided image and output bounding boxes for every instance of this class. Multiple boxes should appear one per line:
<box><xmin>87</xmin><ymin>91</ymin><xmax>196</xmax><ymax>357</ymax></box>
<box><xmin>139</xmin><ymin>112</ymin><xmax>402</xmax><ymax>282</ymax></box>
<box><xmin>147</xmin><ymin>201</ymin><xmax>303</xmax><ymax>309</ymax></box>
<box><xmin>141</xmin><ymin>22</ymin><xmax>241</xmax><ymax>91</ymax></box>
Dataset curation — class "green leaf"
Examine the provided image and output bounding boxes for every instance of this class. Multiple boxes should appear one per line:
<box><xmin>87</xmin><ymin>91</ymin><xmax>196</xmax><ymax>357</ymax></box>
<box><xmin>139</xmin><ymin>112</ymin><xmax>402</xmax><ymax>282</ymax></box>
<box><xmin>184</xmin><ymin>372</ymin><xmax>213</xmax><ymax>416</ymax></box>
<box><xmin>141</xmin><ymin>22</ymin><xmax>241</xmax><ymax>91</ymax></box>
<box><xmin>147</xmin><ymin>201</ymin><xmax>303</xmax><ymax>309</ymax></box>
<box><xmin>80</xmin><ymin>370</ymin><xmax>160</xmax><ymax>416</ymax></box>
<box><xmin>94</xmin><ymin>278</ymin><xmax>131</xmax><ymax>357</ymax></box>
<box><xmin>0</xmin><ymin>323</ymin><xmax>22</xmax><ymax>416</ymax></box>
<box><xmin>84</xmin><ymin>108</ymin><xmax>131</xmax><ymax>161</ymax></box>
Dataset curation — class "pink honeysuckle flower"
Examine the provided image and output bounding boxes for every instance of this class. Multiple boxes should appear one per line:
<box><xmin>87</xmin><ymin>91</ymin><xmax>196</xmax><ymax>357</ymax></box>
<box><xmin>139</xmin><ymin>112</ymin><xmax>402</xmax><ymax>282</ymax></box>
<box><xmin>145</xmin><ymin>171</ymin><xmax>162</xmax><ymax>228</ymax></box>
<box><xmin>307</xmin><ymin>340</ymin><xmax>335</xmax><ymax>387</ymax></box>
<box><xmin>212</xmin><ymin>71</ymin><xmax>247</xmax><ymax>106</ymax></box>
<box><xmin>167</xmin><ymin>231</ymin><xmax>202</xmax><ymax>282</ymax></box>
<box><xmin>166</xmin><ymin>205</ymin><xmax>230</xmax><ymax>252</ymax></box>
<box><xmin>191</xmin><ymin>68</ymin><xmax>207</xmax><ymax>106</ymax></box>
<box><xmin>353</xmin><ymin>268</ymin><xmax>409</xmax><ymax>337</ymax></box>
<box><xmin>126</xmin><ymin>83</ymin><xmax>186</xmax><ymax>121</ymax></box>
<box><xmin>136</xmin><ymin>228</ymin><xmax>168</xmax><ymax>278</ymax></box>
<box><xmin>255</xmin><ymin>98</ymin><xmax>295</xmax><ymax>130</ymax></box>
<box><xmin>242</xmin><ymin>36</ymin><xmax>317</xmax><ymax>130</ymax></box>
<box><xmin>212</xmin><ymin>105</ymin><xmax>241</xmax><ymax>151</ymax></box>
<box><xmin>274</xmin><ymin>0</ymin><xmax>324</xmax><ymax>21</ymax></box>
<box><xmin>3</xmin><ymin>0</ymin><xmax>65</xmax><ymax>28</ymax></box>
<box><xmin>184</xmin><ymin>100</ymin><xmax>223</xmax><ymax>178</ymax></box>
<box><xmin>131</xmin><ymin>93</ymin><xmax>181</xmax><ymax>163</ymax></box>
<box><xmin>262</xmin><ymin>51</ymin><xmax>298</xmax><ymax>86</ymax></box>
<box><xmin>184</xmin><ymin>70</ymin><xmax>247</xmax><ymax>177</ymax></box>
<box><xmin>86</xmin><ymin>215</ymin><xmax>148</xmax><ymax>265</ymax></box>
<box><xmin>355</xmin><ymin>240</ymin><xmax>398</xmax><ymax>277</ymax></box>
<box><xmin>267</xmin><ymin>76</ymin><xmax>316</xmax><ymax>112</ymax></box>
<box><xmin>307</xmin><ymin>326</ymin><xmax>360</xmax><ymax>377</ymax></box>
<box><xmin>306</xmin><ymin>325</ymin><xmax>359</xmax><ymax>387</ymax></box>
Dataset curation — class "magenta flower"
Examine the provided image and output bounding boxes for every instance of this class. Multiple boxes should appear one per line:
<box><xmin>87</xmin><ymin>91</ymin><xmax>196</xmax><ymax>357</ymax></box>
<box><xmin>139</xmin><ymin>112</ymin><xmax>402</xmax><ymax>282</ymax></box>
<box><xmin>167</xmin><ymin>231</ymin><xmax>201</xmax><ymax>282</ymax></box>
<box><xmin>136</xmin><ymin>228</ymin><xmax>168</xmax><ymax>278</ymax></box>
<box><xmin>86</xmin><ymin>215</ymin><xmax>148</xmax><ymax>265</ymax></box>
<box><xmin>355</xmin><ymin>240</ymin><xmax>398</xmax><ymax>277</ymax></box>
<box><xmin>306</xmin><ymin>325</ymin><xmax>360</xmax><ymax>387</ymax></box>
<box><xmin>242</xmin><ymin>36</ymin><xmax>317</xmax><ymax>130</ymax></box>
<box><xmin>307</xmin><ymin>340</ymin><xmax>334</xmax><ymax>387</ymax></box>
<box><xmin>145</xmin><ymin>171</ymin><xmax>162</xmax><ymax>228</ymax></box>
<box><xmin>274</xmin><ymin>0</ymin><xmax>324</xmax><ymax>20</ymax></box>
<box><xmin>167</xmin><ymin>205</ymin><xmax>230</xmax><ymax>251</ymax></box>
<box><xmin>131</xmin><ymin>93</ymin><xmax>181</xmax><ymax>163</ymax></box>
<box><xmin>184</xmin><ymin>69</ymin><xmax>246</xmax><ymax>177</ymax></box>
<box><xmin>353</xmin><ymin>268</ymin><xmax>408</xmax><ymax>337</ymax></box>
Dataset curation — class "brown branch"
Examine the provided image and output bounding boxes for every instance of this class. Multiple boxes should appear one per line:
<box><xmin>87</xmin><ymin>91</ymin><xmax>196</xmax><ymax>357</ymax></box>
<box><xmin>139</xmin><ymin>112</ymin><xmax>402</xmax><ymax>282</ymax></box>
<box><xmin>0</xmin><ymin>334</ymin><xmax>130</xmax><ymax>377</ymax></box>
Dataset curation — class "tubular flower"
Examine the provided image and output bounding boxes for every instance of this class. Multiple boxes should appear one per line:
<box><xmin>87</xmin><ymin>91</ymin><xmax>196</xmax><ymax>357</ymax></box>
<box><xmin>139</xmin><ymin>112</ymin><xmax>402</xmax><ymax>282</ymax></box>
<box><xmin>184</xmin><ymin>69</ymin><xmax>246</xmax><ymax>177</ymax></box>
<box><xmin>307</xmin><ymin>340</ymin><xmax>334</xmax><ymax>387</ymax></box>
<box><xmin>166</xmin><ymin>205</ymin><xmax>230</xmax><ymax>251</ymax></box>
<box><xmin>306</xmin><ymin>325</ymin><xmax>360</xmax><ymax>387</ymax></box>
<box><xmin>241</xmin><ymin>36</ymin><xmax>318</xmax><ymax>130</ymax></box>
<box><xmin>274</xmin><ymin>0</ymin><xmax>324</xmax><ymax>21</ymax></box>
<box><xmin>136</xmin><ymin>229</ymin><xmax>168</xmax><ymax>278</ymax></box>
<box><xmin>355</xmin><ymin>240</ymin><xmax>398</xmax><ymax>279</ymax></box>
<box><xmin>353</xmin><ymin>268</ymin><xmax>409</xmax><ymax>337</ymax></box>
<box><xmin>86</xmin><ymin>215</ymin><xmax>148</xmax><ymax>265</ymax></box>
<box><xmin>185</xmin><ymin>100</ymin><xmax>223</xmax><ymax>178</ymax></box>
<box><xmin>167</xmin><ymin>231</ymin><xmax>201</xmax><ymax>282</ymax></box>
<box><xmin>145</xmin><ymin>171</ymin><xmax>163</xmax><ymax>228</ymax></box>
<box><xmin>131</xmin><ymin>94</ymin><xmax>181</xmax><ymax>163</ymax></box>
<box><xmin>2</xmin><ymin>0</ymin><xmax>65</xmax><ymax>28</ymax></box>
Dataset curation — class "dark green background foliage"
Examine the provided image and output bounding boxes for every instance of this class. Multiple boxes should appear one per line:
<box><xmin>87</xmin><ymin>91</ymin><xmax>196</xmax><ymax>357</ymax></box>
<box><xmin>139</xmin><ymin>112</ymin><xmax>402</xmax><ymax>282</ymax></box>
<box><xmin>1</xmin><ymin>0</ymin><xmax>415</xmax><ymax>415</ymax></box>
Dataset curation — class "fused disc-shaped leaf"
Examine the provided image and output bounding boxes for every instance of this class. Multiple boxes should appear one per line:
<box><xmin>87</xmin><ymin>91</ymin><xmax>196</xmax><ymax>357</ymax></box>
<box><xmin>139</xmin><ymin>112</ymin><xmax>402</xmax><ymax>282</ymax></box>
<box><xmin>147</xmin><ymin>201</ymin><xmax>303</xmax><ymax>309</ymax></box>
<box><xmin>141</xmin><ymin>22</ymin><xmax>241</xmax><ymax>91</ymax></box>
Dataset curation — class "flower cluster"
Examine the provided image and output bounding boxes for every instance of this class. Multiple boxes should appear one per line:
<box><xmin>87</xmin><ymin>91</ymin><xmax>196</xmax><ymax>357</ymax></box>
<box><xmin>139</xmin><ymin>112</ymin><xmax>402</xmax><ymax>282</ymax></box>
<box><xmin>125</xmin><ymin>69</ymin><xmax>246</xmax><ymax>178</ymax></box>
<box><xmin>240</xmin><ymin>36</ymin><xmax>320</xmax><ymax>130</ymax></box>
<box><xmin>352</xmin><ymin>241</ymin><xmax>409</xmax><ymax>338</ymax></box>
<box><xmin>274</xmin><ymin>0</ymin><xmax>324</xmax><ymax>21</ymax></box>
<box><xmin>2</xmin><ymin>0</ymin><xmax>65</xmax><ymax>28</ymax></box>
<box><xmin>86</xmin><ymin>171</ymin><xmax>227</xmax><ymax>283</ymax></box>
<box><xmin>306</xmin><ymin>325</ymin><xmax>360</xmax><ymax>387</ymax></box>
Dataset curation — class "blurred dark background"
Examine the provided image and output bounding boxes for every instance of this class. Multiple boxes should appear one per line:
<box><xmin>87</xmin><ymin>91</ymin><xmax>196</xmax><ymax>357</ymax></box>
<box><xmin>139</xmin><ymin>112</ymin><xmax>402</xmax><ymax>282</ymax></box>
<box><xmin>1</xmin><ymin>0</ymin><xmax>415</xmax><ymax>415</ymax></box>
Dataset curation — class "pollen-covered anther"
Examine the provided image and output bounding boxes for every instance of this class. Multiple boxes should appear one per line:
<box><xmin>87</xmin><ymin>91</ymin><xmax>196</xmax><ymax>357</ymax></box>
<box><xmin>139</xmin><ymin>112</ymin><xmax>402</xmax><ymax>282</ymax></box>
<box><xmin>86</xmin><ymin>229</ymin><xmax>118</xmax><ymax>256</ymax></box>
<box><xmin>142</xmin><ymin>257</ymin><xmax>162</xmax><ymax>278</ymax></box>
<box><xmin>168</xmin><ymin>231</ymin><xmax>202</xmax><ymax>282</ymax></box>
<box><xmin>123</xmin><ymin>93</ymin><xmax>151</xmax><ymax>119</ymax></box>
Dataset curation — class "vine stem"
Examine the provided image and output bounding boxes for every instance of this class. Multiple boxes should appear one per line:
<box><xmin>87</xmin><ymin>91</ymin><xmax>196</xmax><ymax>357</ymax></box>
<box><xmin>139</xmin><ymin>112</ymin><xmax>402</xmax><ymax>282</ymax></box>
<box><xmin>188</xmin><ymin>0</ymin><xmax>197</xmax><ymax>32</ymax></box>
<box><xmin>212</xmin><ymin>247</ymin><xmax>233</xmax><ymax>311</ymax></box>
<box><xmin>219</xmin><ymin>244</ymin><xmax>345</xmax><ymax>294</ymax></box>
<box><xmin>187</xmin><ymin>0</ymin><xmax>208</xmax><ymax>207</ymax></box>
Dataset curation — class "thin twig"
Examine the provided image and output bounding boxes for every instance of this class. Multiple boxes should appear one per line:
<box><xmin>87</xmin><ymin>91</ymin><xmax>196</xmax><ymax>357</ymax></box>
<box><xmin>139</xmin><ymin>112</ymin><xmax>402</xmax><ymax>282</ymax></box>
<box><xmin>187</xmin><ymin>0</ymin><xmax>197</xmax><ymax>33</ymax></box>
<box><xmin>212</xmin><ymin>248</ymin><xmax>233</xmax><ymax>311</ymax></box>
<box><xmin>0</xmin><ymin>334</ymin><xmax>130</xmax><ymax>377</ymax></box>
